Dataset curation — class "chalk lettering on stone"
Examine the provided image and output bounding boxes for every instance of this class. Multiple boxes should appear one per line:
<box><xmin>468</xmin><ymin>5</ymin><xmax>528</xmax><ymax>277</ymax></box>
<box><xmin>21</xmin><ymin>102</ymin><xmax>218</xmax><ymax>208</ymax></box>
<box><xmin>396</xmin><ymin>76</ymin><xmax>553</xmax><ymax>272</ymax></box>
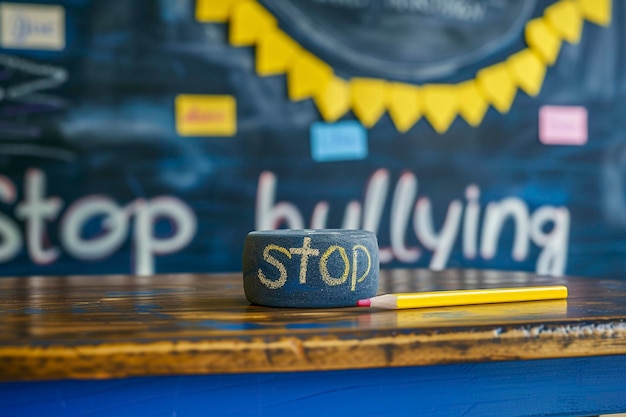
<box><xmin>320</xmin><ymin>245</ymin><xmax>350</xmax><ymax>286</ymax></box>
<box><xmin>258</xmin><ymin>244</ymin><xmax>291</xmax><ymax>289</ymax></box>
<box><xmin>289</xmin><ymin>236</ymin><xmax>320</xmax><ymax>284</ymax></box>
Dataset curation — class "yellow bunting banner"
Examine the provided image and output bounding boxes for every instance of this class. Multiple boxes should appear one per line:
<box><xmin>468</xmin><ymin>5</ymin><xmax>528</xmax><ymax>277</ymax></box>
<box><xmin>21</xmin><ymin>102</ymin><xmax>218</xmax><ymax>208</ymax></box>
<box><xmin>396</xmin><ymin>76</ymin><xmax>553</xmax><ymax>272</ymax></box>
<box><xmin>229</xmin><ymin>0</ymin><xmax>276</xmax><ymax>46</ymax></box>
<box><xmin>477</xmin><ymin>63</ymin><xmax>518</xmax><ymax>114</ymax></box>
<box><xmin>350</xmin><ymin>78</ymin><xmax>387</xmax><ymax>128</ymax></box>
<box><xmin>195</xmin><ymin>0</ymin><xmax>242</xmax><ymax>22</ymax></box>
<box><xmin>525</xmin><ymin>18</ymin><xmax>562</xmax><ymax>66</ymax></box>
<box><xmin>578</xmin><ymin>0</ymin><xmax>611</xmax><ymax>26</ymax></box>
<box><xmin>507</xmin><ymin>49</ymin><xmax>546</xmax><ymax>97</ymax></box>
<box><xmin>197</xmin><ymin>0</ymin><xmax>612</xmax><ymax>134</ymax></box>
<box><xmin>387</xmin><ymin>83</ymin><xmax>422</xmax><ymax>133</ymax></box>
<box><xmin>315</xmin><ymin>76</ymin><xmax>351</xmax><ymax>122</ymax></box>
<box><xmin>457</xmin><ymin>81</ymin><xmax>488</xmax><ymax>127</ymax></box>
<box><xmin>287</xmin><ymin>51</ymin><xmax>333</xmax><ymax>101</ymax></box>
<box><xmin>256</xmin><ymin>28</ymin><xmax>300</xmax><ymax>76</ymax></box>
<box><xmin>546</xmin><ymin>0</ymin><xmax>583</xmax><ymax>44</ymax></box>
<box><xmin>422</xmin><ymin>85</ymin><xmax>459</xmax><ymax>134</ymax></box>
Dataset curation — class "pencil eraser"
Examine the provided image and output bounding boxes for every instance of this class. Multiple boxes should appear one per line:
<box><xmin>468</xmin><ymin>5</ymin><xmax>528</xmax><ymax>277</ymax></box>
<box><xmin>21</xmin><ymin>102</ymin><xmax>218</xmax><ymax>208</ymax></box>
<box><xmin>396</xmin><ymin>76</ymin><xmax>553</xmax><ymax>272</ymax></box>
<box><xmin>356</xmin><ymin>299</ymin><xmax>371</xmax><ymax>307</ymax></box>
<box><xmin>242</xmin><ymin>229</ymin><xmax>379</xmax><ymax>308</ymax></box>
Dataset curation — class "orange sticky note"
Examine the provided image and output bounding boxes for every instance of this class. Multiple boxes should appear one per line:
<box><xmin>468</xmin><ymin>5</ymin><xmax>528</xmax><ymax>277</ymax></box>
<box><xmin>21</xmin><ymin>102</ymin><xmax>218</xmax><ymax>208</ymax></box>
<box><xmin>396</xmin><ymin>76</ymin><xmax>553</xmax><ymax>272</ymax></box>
<box><xmin>387</xmin><ymin>82</ymin><xmax>422</xmax><ymax>132</ymax></box>
<box><xmin>315</xmin><ymin>76</ymin><xmax>350</xmax><ymax>122</ymax></box>
<box><xmin>477</xmin><ymin>62</ymin><xmax>517</xmax><ymax>114</ymax></box>
<box><xmin>350</xmin><ymin>78</ymin><xmax>387</xmax><ymax>128</ymax></box>
<box><xmin>175</xmin><ymin>95</ymin><xmax>236</xmax><ymax>136</ymax></box>
<box><xmin>422</xmin><ymin>84</ymin><xmax>458</xmax><ymax>134</ymax></box>
<box><xmin>457</xmin><ymin>80</ymin><xmax>488</xmax><ymax>127</ymax></box>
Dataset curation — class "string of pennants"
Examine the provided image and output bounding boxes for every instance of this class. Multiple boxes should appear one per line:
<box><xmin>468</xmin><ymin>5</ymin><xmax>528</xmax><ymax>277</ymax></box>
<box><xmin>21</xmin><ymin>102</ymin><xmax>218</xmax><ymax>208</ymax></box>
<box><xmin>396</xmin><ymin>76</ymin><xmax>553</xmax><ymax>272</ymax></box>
<box><xmin>196</xmin><ymin>0</ymin><xmax>611</xmax><ymax>133</ymax></box>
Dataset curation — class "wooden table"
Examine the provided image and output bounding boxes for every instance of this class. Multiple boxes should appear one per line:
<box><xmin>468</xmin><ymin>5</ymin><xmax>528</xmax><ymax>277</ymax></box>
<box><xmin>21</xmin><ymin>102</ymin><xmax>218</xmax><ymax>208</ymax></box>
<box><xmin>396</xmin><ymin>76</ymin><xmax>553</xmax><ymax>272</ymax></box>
<box><xmin>1</xmin><ymin>269</ymin><xmax>626</xmax><ymax>416</ymax></box>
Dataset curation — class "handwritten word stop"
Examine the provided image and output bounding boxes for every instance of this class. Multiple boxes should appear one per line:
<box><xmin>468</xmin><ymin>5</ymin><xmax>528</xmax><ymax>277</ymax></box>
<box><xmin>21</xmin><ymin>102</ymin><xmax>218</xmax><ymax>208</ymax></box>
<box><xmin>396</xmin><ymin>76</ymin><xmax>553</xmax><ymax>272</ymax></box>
<box><xmin>243</xmin><ymin>230</ymin><xmax>379</xmax><ymax>307</ymax></box>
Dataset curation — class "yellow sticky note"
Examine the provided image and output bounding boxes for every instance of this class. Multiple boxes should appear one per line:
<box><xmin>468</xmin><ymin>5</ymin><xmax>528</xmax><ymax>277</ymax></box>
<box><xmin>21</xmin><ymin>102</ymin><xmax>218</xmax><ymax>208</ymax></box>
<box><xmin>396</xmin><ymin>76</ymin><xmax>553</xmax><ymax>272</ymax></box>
<box><xmin>525</xmin><ymin>17</ymin><xmax>562</xmax><ymax>65</ymax></box>
<box><xmin>314</xmin><ymin>76</ymin><xmax>350</xmax><ymax>122</ymax></box>
<box><xmin>175</xmin><ymin>95</ymin><xmax>236</xmax><ymax>136</ymax></box>
<box><xmin>256</xmin><ymin>28</ymin><xmax>300</xmax><ymax>76</ymax></box>
<box><xmin>350</xmin><ymin>78</ymin><xmax>387</xmax><ymax>128</ymax></box>
<box><xmin>477</xmin><ymin>62</ymin><xmax>517</xmax><ymax>114</ymax></box>
<box><xmin>422</xmin><ymin>84</ymin><xmax>458</xmax><ymax>134</ymax></box>
<box><xmin>195</xmin><ymin>0</ymin><xmax>241</xmax><ymax>22</ymax></box>
<box><xmin>578</xmin><ymin>0</ymin><xmax>611</xmax><ymax>26</ymax></box>
<box><xmin>546</xmin><ymin>0</ymin><xmax>583</xmax><ymax>44</ymax></box>
<box><xmin>507</xmin><ymin>49</ymin><xmax>546</xmax><ymax>97</ymax></box>
<box><xmin>229</xmin><ymin>0</ymin><xmax>276</xmax><ymax>46</ymax></box>
<box><xmin>287</xmin><ymin>51</ymin><xmax>333</xmax><ymax>101</ymax></box>
<box><xmin>387</xmin><ymin>83</ymin><xmax>422</xmax><ymax>132</ymax></box>
<box><xmin>457</xmin><ymin>80</ymin><xmax>488</xmax><ymax>127</ymax></box>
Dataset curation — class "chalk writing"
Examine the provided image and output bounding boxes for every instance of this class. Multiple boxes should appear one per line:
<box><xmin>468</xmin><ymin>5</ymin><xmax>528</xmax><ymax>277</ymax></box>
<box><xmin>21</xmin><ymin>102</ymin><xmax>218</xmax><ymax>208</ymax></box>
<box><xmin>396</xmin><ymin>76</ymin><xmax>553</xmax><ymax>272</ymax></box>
<box><xmin>289</xmin><ymin>237</ymin><xmax>319</xmax><ymax>284</ymax></box>
<box><xmin>313</xmin><ymin>0</ymin><xmax>370</xmax><ymax>9</ymax></box>
<box><xmin>257</xmin><ymin>238</ymin><xmax>372</xmax><ymax>290</ymax></box>
<box><xmin>383</xmin><ymin>0</ymin><xmax>488</xmax><ymax>22</ymax></box>
<box><xmin>320</xmin><ymin>245</ymin><xmax>350</xmax><ymax>286</ymax></box>
<box><xmin>0</xmin><ymin>169</ymin><xmax>197</xmax><ymax>275</ymax></box>
<box><xmin>0</xmin><ymin>54</ymin><xmax>67</xmax><ymax>103</ymax></box>
<box><xmin>0</xmin><ymin>3</ymin><xmax>65</xmax><ymax>50</ymax></box>
<box><xmin>351</xmin><ymin>244</ymin><xmax>371</xmax><ymax>291</ymax></box>
<box><xmin>256</xmin><ymin>169</ymin><xmax>571</xmax><ymax>276</ymax></box>
<box><xmin>258</xmin><ymin>244</ymin><xmax>291</xmax><ymax>289</ymax></box>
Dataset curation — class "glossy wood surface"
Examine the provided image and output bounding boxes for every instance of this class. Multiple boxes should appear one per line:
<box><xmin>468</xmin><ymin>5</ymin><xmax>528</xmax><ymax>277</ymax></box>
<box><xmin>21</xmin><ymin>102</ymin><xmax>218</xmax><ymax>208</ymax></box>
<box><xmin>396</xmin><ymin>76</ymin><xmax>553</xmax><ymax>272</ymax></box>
<box><xmin>1</xmin><ymin>269</ymin><xmax>626</xmax><ymax>381</ymax></box>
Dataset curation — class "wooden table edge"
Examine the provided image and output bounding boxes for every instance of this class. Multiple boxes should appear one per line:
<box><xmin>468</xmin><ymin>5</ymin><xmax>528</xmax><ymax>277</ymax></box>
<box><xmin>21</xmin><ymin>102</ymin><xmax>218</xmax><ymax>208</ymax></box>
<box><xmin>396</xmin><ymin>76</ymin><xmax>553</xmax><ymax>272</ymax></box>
<box><xmin>3</xmin><ymin>318</ymin><xmax>626</xmax><ymax>382</ymax></box>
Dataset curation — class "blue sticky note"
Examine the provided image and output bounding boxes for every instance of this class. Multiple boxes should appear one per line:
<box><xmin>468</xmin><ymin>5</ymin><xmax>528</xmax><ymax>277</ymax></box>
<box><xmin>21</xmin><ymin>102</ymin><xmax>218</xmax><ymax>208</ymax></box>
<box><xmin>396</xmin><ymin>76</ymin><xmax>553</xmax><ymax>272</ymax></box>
<box><xmin>310</xmin><ymin>121</ymin><xmax>368</xmax><ymax>162</ymax></box>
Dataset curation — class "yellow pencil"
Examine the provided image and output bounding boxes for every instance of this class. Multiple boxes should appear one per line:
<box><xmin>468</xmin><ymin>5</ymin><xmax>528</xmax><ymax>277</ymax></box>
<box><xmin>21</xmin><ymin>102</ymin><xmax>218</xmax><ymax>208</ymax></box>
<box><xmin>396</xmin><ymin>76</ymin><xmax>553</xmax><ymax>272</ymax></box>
<box><xmin>356</xmin><ymin>285</ymin><xmax>568</xmax><ymax>309</ymax></box>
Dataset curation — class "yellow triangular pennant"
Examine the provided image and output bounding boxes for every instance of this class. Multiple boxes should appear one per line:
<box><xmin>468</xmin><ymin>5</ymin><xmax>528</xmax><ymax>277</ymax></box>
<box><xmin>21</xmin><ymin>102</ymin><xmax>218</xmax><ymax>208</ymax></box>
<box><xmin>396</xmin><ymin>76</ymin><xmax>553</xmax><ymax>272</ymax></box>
<box><xmin>578</xmin><ymin>0</ymin><xmax>612</xmax><ymax>26</ymax></box>
<box><xmin>314</xmin><ymin>76</ymin><xmax>350</xmax><ymax>122</ymax></box>
<box><xmin>477</xmin><ymin>62</ymin><xmax>517</xmax><ymax>114</ymax></box>
<box><xmin>525</xmin><ymin>18</ymin><xmax>562</xmax><ymax>66</ymax></box>
<box><xmin>230</xmin><ymin>0</ymin><xmax>276</xmax><ymax>46</ymax></box>
<box><xmin>287</xmin><ymin>51</ymin><xmax>333</xmax><ymax>101</ymax></box>
<box><xmin>196</xmin><ymin>0</ymin><xmax>242</xmax><ymax>22</ymax></box>
<box><xmin>201</xmin><ymin>0</ymin><xmax>613</xmax><ymax>133</ymax></box>
<box><xmin>506</xmin><ymin>49</ymin><xmax>546</xmax><ymax>97</ymax></box>
<box><xmin>256</xmin><ymin>28</ymin><xmax>300</xmax><ymax>76</ymax></box>
<box><xmin>387</xmin><ymin>83</ymin><xmax>422</xmax><ymax>132</ymax></box>
<box><xmin>457</xmin><ymin>80</ymin><xmax>488</xmax><ymax>127</ymax></box>
<box><xmin>546</xmin><ymin>0</ymin><xmax>583</xmax><ymax>44</ymax></box>
<box><xmin>422</xmin><ymin>84</ymin><xmax>458</xmax><ymax>134</ymax></box>
<box><xmin>350</xmin><ymin>78</ymin><xmax>387</xmax><ymax>128</ymax></box>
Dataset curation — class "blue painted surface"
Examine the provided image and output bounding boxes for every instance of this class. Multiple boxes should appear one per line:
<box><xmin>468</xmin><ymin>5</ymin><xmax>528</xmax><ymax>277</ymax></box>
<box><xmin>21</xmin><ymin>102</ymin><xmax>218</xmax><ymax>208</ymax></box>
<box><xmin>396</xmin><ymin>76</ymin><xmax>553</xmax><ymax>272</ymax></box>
<box><xmin>3</xmin><ymin>356</ymin><xmax>626</xmax><ymax>417</ymax></box>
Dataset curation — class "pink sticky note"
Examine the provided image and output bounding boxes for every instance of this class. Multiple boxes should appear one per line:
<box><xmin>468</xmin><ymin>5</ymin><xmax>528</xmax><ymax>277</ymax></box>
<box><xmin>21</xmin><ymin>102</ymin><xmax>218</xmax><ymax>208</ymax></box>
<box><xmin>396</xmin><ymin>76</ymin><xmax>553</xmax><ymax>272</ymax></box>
<box><xmin>539</xmin><ymin>105</ymin><xmax>588</xmax><ymax>145</ymax></box>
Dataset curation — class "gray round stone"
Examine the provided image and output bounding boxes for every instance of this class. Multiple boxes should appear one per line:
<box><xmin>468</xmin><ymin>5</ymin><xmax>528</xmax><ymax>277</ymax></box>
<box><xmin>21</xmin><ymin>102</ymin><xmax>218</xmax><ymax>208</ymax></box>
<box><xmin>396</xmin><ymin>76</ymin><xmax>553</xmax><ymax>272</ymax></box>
<box><xmin>242</xmin><ymin>229</ymin><xmax>379</xmax><ymax>308</ymax></box>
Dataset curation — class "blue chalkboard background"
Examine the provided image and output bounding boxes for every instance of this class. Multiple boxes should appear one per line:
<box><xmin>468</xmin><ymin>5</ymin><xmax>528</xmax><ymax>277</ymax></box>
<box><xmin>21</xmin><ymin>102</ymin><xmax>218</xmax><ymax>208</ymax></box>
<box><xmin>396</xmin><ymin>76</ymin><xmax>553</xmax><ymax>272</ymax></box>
<box><xmin>0</xmin><ymin>0</ymin><xmax>624</xmax><ymax>279</ymax></box>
